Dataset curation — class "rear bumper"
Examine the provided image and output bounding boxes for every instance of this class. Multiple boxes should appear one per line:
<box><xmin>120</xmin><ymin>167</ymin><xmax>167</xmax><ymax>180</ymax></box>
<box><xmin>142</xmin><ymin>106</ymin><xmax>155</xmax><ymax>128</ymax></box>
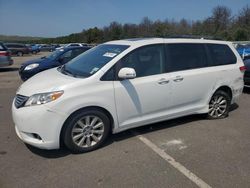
<box><xmin>0</xmin><ymin>59</ymin><xmax>13</xmax><ymax>67</ymax></box>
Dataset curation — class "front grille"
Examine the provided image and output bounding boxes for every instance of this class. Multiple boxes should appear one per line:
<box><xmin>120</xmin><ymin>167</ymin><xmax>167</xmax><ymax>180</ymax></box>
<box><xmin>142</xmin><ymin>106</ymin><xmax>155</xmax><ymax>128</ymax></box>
<box><xmin>15</xmin><ymin>95</ymin><xmax>29</xmax><ymax>108</ymax></box>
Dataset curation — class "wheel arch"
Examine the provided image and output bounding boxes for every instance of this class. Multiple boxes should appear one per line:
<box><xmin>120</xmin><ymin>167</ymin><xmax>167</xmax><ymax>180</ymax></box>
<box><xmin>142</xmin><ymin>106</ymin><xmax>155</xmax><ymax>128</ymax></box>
<box><xmin>59</xmin><ymin>106</ymin><xmax>115</xmax><ymax>147</ymax></box>
<box><xmin>214</xmin><ymin>85</ymin><xmax>233</xmax><ymax>100</ymax></box>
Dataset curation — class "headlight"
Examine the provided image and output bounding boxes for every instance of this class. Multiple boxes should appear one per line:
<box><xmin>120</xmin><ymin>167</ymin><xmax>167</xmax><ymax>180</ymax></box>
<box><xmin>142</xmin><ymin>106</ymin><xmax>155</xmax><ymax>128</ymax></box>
<box><xmin>25</xmin><ymin>91</ymin><xmax>64</xmax><ymax>106</ymax></box>
<box><xmin>24</xmin><ymin>63</ymin><xmax>39</xmax><ymax>71</ymax></box>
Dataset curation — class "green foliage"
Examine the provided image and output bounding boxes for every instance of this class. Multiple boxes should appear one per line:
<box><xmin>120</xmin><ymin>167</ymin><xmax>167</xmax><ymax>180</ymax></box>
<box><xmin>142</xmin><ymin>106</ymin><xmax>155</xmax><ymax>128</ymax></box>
<box><xmin>0</xmin><ymin>35</ymin><xmax>43</xmax><ymax>43</ymax></box>
<box><xmin>234</xmin><ymin>28</ymin><xmax>249</xmax><ymax>41</ymax></box>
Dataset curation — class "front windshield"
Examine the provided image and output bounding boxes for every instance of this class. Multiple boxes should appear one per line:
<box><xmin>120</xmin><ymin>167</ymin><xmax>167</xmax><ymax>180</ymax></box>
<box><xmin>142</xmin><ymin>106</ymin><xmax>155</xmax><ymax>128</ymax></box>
<box><xmin>61</xmin><ymin>44</ymin><xmax>129</xmax><ymax>77</ymax></box>
<box><xmin>46</xmin><ymin>49</ymin><xmax>64</xmax><ymax>59</ymax></box>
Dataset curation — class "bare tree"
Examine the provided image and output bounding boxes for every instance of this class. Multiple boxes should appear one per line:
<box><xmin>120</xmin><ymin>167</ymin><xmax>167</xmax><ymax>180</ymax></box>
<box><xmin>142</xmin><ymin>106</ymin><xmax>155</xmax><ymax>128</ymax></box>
<box><xmin>211</xmin><ymin>6</ymin><xmax>232</xmax><ymax>33</ymax></box>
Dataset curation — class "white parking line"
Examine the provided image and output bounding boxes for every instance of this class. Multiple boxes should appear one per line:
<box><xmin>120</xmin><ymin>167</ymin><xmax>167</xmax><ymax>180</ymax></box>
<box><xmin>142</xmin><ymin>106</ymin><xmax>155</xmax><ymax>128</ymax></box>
<box><xmin>133</xmin><ymin>132</ymin><xmax>212</xmax><ymax>188</ymax></box>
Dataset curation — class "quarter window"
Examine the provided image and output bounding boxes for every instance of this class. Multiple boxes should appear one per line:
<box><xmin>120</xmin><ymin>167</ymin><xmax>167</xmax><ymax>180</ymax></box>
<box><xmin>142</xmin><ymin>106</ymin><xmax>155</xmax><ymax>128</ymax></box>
<box><xmin>118</xmin><ymin>44</ymin><xmax>165</xmax><ymax>77</ymax></box>
<box><xmin>207</xmin><ymin>44</ymin><xmax>236</xmax><ymax>66</ymax></box>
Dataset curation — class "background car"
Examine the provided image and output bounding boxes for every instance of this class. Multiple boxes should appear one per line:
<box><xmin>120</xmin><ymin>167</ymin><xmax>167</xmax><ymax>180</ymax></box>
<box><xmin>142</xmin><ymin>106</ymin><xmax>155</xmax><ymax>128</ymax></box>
<box><xmin>236</xmin><ymin>44</ymin><xmax>250</xmax><ymax>60</ymax></box>
<box><xmin>243</xmin><ymin>58</ymin><xmax>250</xmax><ymax>87</ymax></box>
<box><xmin>26</xmin><ymin>44</ymin><xmax>40</xmax><ymax>54</ymax></box>
<box><xmin>4</xmin><ymin>43</ymin><xmax>30</xmax><ymax>56</ymax></box>
<box><xmin>39</xmin><ymin>44</ymin><xmax>55</xmax><ymax>52</ymax></box>
<box><xmin>52</xmin><ymin>44</ymin><xmax>61</xmax><ymax>49</ymax></box>
<box><xmin>19</xmin><ymin>46</ymin><xmax>91</xmax><ymax>81</ymax></box>
<box><xmin>56</xmin><ymin>43</ymin><xmax>86</xmax><ymax>50</ymax></box>
<box><xmin>0</xmin><ymin>42</ymin><xmax>13</xmax><ymax>67</ymax></box>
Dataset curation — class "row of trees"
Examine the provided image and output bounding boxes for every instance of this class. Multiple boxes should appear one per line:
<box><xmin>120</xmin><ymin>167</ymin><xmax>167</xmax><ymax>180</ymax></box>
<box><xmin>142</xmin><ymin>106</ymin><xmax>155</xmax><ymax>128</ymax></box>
<box><xmin>40</xmin><ymin>5</ymin><xmax>250</xmax><ymax>44</ymax></box>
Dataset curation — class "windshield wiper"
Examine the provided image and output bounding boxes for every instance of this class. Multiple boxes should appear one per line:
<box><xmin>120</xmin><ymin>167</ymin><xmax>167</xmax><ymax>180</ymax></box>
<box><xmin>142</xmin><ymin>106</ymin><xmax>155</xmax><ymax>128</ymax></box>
<box><xmin>60</xmin><ymin>65</ymin><xmax>78</xmax><ymax>77</ymax></box>
<box><xmin>59</xmin><ymin>65</ymin><xmax>88</xmax><ymax>78</ymax></box>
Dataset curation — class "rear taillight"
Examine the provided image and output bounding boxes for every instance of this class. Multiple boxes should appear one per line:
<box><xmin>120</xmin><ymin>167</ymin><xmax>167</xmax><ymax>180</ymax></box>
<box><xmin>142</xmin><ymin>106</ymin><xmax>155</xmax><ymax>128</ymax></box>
<box><xmin>0</xmin><ymin>51</ymin><xmax>9</xmax><ymax>56</ymax></box>
<box><xmin>239</xmin><ymin>66</ymin><xmax>247</xmax><ymax>72</ymax></box>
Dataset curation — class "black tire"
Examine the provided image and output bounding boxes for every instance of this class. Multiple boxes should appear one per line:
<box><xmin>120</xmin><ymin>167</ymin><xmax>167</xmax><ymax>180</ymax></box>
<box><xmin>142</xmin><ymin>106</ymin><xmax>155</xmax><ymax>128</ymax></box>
<box><xmin>62</xmin><ymin>109</ymin><xmax>111</xmax><ymax>153</ymax></box>
<box><xmin>207</xmin><ymin>90</ymin><xmax>231</xmax><ymax>119</ymax></box>
<box><xmin>17</xmin><ymin>51</ymin><xmax>23</xmax><ymax>56</ymax></box>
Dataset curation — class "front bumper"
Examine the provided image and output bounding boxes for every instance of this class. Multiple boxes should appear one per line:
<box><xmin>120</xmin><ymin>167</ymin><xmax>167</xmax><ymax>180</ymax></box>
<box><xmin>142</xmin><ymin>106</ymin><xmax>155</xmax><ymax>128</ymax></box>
<box><xmin>12</xmin><ymin>101</ymin><xmax>67</xmax><ymax>150</ymax></box>
<box><xmin>19</xmin><ymin>68</ymin><xmax>39</xmax><ymax>81</ymax></box>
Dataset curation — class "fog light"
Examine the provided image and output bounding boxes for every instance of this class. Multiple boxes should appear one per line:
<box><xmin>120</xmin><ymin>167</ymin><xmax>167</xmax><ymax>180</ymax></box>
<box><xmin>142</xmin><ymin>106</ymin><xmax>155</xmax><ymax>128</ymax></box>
<box><xmin>32</xmin><ymin>133</ymin><xmax>42</xmax><ymax>140</ymax></box>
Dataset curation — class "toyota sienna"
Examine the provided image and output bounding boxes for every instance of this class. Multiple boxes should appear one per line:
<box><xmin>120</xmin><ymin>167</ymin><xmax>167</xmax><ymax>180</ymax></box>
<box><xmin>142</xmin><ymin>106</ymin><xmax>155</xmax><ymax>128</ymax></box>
<box><xmin>12</xmin><ymin>38</ymin><xmax>245</xmax><ymax>153</ymax></box>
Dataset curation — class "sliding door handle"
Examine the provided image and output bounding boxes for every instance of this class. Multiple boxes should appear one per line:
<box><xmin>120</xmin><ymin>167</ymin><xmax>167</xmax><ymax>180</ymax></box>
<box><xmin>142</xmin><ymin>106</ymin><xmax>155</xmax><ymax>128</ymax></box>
<box><xmin>173</xmin><ymin>76</ymin><xmax>184</xmax><ymax>82</ymax></box>
<box><xmin>158</xmin><ymin>78</ymin><xmax>169</xmax><ymax>85</ymax></box>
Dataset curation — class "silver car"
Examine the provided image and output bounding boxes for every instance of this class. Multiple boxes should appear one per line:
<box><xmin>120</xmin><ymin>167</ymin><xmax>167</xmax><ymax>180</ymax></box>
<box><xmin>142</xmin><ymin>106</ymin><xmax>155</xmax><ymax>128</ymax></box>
<box><xmin>0</xmin><ymin>42</ymin><xmax>13</xmax><ymax>67</ymax></box>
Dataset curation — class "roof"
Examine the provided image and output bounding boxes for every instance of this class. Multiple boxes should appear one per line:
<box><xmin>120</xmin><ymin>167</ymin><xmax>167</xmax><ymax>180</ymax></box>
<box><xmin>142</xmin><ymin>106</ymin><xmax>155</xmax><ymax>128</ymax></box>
<box><xmin>63</xmin><ymin>46</ymin><xmax>91</xmax><ymax>50</ymax></box>
<box><xmin>105</xmin><ymin>37</ymin><xmax>231</xmax><ymax>47</ymax></box>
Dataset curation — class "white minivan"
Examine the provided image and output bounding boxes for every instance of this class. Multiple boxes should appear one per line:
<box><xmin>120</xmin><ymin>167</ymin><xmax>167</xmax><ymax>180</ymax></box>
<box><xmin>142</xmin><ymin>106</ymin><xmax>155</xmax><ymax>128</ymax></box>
<box><xmin>12</xmin><ymin>38</ymin><xmax>245</xmax><ymax>153</ymax></box>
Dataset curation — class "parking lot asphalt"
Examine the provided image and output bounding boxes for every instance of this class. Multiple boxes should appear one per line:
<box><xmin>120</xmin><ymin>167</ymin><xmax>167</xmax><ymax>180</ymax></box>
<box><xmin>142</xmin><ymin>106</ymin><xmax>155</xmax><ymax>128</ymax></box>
<box><xmin>0</xmin><ymin>52</ymin><xmax>250</xmax><ymax>188</ymax></box>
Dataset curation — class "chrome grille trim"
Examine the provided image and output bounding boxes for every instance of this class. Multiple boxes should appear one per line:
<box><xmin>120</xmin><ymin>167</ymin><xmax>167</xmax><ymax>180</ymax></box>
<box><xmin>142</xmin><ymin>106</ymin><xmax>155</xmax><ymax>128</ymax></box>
<box><xmin>14</xmin><ymin>95</ymin><xmax>29</xmax><ymax>108</ymax></box>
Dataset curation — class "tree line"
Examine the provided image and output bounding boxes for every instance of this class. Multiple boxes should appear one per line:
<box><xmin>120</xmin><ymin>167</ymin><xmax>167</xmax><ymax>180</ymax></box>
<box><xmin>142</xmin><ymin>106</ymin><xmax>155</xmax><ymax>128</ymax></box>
<box><xmin>40</xmin><ymin>5</ymin><xmax>250</xmax><ymax>44</ymax></box>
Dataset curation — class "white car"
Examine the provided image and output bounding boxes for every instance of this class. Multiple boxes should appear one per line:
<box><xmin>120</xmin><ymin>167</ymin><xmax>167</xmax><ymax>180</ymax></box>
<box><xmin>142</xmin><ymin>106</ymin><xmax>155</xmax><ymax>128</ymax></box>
<box><xmin>12</xmin><ymin>38</ymin><xmax>245</xmax><ymax>153</ymax></box>
<box><xmin>56</xmin><ymin>43</ymin><xmax>86</xmax><ymax>50</ymax></box>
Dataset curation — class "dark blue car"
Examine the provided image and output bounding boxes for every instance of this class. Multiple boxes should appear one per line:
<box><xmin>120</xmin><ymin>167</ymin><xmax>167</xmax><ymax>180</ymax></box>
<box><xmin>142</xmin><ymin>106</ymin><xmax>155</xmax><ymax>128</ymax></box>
<box><xmin>236</xmin><ymin>44</ymin><xmax>250</xmax><ymax>59</ymax></box>
<box><xmin>244</xmin><ymin>59</ymin><xmax>250</xmax><ymax>87</ymax></box>
<box><xmin>19</xmin><ymin>46</ymin><xmax>90</xmax><ymax>81</ymax></box>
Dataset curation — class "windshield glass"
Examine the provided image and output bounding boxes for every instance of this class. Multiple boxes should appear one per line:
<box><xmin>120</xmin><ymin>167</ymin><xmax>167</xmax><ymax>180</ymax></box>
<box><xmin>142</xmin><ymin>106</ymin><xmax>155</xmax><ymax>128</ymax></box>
<box><xmin>46</xmin><ymin>49</ymin><xmax>64</xmax><ymax>59</ymax></box>
<box><xmin>61</xmin><ymin>44</ymin><xmax>129</xmax><ymax>77</ymax></box>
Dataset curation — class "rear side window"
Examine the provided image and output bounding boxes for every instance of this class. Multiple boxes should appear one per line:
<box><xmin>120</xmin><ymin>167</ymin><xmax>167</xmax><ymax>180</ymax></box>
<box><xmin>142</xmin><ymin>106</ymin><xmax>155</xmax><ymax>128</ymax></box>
<box><xmin>207</xmin><ymin>44</ymin><xmax>236</xmax><ymax>66</ymax></box>
<box><xmin>0</xmin><ymin>44</ymin><xmax>6</xmax><ymax>51</ymax></box>
<box><xmin>166</xmin><ymin>43</ymin><xmax>208</xmax><ymax>72</ymax></box>
<box><xmin>70</xmin><ymin>44</ymin><xmax>80</xmax><ymax>47</ymax></box>
<box><xmin>8</xmin><ymin>44</ymin><xmax>24</xmax><ymax>48</ymax></box>
<box><xmin>5</xmin><ymin>44</ymin><xmax>13</xmax><ymax>48</ymax></box>
<box><xmin>72</xmin><ymin>48</ymin><xmax>89</xmax><ymax>57</ymax></box>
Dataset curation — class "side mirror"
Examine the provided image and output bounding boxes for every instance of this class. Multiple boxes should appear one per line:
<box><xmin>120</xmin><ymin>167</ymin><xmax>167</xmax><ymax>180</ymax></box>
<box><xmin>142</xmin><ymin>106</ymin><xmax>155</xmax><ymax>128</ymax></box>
<box><xmin>118</xmin><ymin>67</ymin><xmax>136</xmax><ymax>79</ymax></box>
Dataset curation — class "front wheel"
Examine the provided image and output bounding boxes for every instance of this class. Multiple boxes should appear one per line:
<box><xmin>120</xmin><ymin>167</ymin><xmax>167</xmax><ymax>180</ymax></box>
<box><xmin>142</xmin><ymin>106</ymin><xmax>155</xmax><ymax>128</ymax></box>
<box><xmin>207</xmin><ymin>90</ymin><xmax>231</xmax><ymax>119</ymax></box>
<box><xmin>62</xmin><ymin>109</ymin><xmax>111</xmax><ymax>153</ymax></box>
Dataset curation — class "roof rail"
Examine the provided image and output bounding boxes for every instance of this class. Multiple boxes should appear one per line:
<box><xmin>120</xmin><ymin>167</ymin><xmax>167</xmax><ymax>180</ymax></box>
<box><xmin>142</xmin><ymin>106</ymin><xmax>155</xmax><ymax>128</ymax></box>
<box><xmin>165</xmin><ymin>35</ymin><xmax>223</xmax><ymax>40</ymax></box>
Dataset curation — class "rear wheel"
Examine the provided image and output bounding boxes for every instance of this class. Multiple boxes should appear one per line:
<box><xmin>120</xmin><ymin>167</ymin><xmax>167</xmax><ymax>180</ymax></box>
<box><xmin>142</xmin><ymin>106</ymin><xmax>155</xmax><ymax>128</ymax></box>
<box><xmin>207</xmin><ymin>90</ymin><xmax>231</xmax><ymax>119</ymax></box>
<box><xmin>62</xmin><ymin>109</ymin><xmax>111</xmax><ymax>153</ymax></box>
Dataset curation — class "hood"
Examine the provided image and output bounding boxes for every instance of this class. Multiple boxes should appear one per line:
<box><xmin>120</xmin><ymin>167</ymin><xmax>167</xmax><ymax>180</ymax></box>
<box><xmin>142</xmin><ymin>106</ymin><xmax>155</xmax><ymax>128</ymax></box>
<box><xmin>22</xmin><ymin>57</ymin><xmax>51</xmax><ymax>67</ymax></box>
<box><xmin>17</xmin><ymin>68</ymin><xmax>80</xmax><ymax>96</ymax></box>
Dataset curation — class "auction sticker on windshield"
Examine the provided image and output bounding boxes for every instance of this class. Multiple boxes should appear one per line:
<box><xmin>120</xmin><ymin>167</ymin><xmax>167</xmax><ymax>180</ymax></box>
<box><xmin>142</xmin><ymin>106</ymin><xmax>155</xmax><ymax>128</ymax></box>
<box><xmin>103</xmin><ymin>52</ymin><xmax>117</xmax><ymax>58</ymax></box>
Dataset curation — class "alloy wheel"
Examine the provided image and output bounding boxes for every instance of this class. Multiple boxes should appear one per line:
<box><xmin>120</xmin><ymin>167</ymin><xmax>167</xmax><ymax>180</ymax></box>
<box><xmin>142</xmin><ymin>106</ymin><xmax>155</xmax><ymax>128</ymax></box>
<box><xmin>208</xmin><ymin>95</ymin><xmax>227</xmax><ymax>118</ymax></box>
<box><xmin>71</xmin><ymin>115</ymin><xmax>105</xmax><ymax>148</ymax></box>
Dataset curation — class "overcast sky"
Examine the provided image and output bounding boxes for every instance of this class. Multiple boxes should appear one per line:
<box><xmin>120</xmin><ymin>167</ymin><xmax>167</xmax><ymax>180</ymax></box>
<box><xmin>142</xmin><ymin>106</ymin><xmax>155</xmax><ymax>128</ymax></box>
<box><xmin>0</xmin><ymin>0</ymin><xmax>249</xmax><ymax>37</ymax></box>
